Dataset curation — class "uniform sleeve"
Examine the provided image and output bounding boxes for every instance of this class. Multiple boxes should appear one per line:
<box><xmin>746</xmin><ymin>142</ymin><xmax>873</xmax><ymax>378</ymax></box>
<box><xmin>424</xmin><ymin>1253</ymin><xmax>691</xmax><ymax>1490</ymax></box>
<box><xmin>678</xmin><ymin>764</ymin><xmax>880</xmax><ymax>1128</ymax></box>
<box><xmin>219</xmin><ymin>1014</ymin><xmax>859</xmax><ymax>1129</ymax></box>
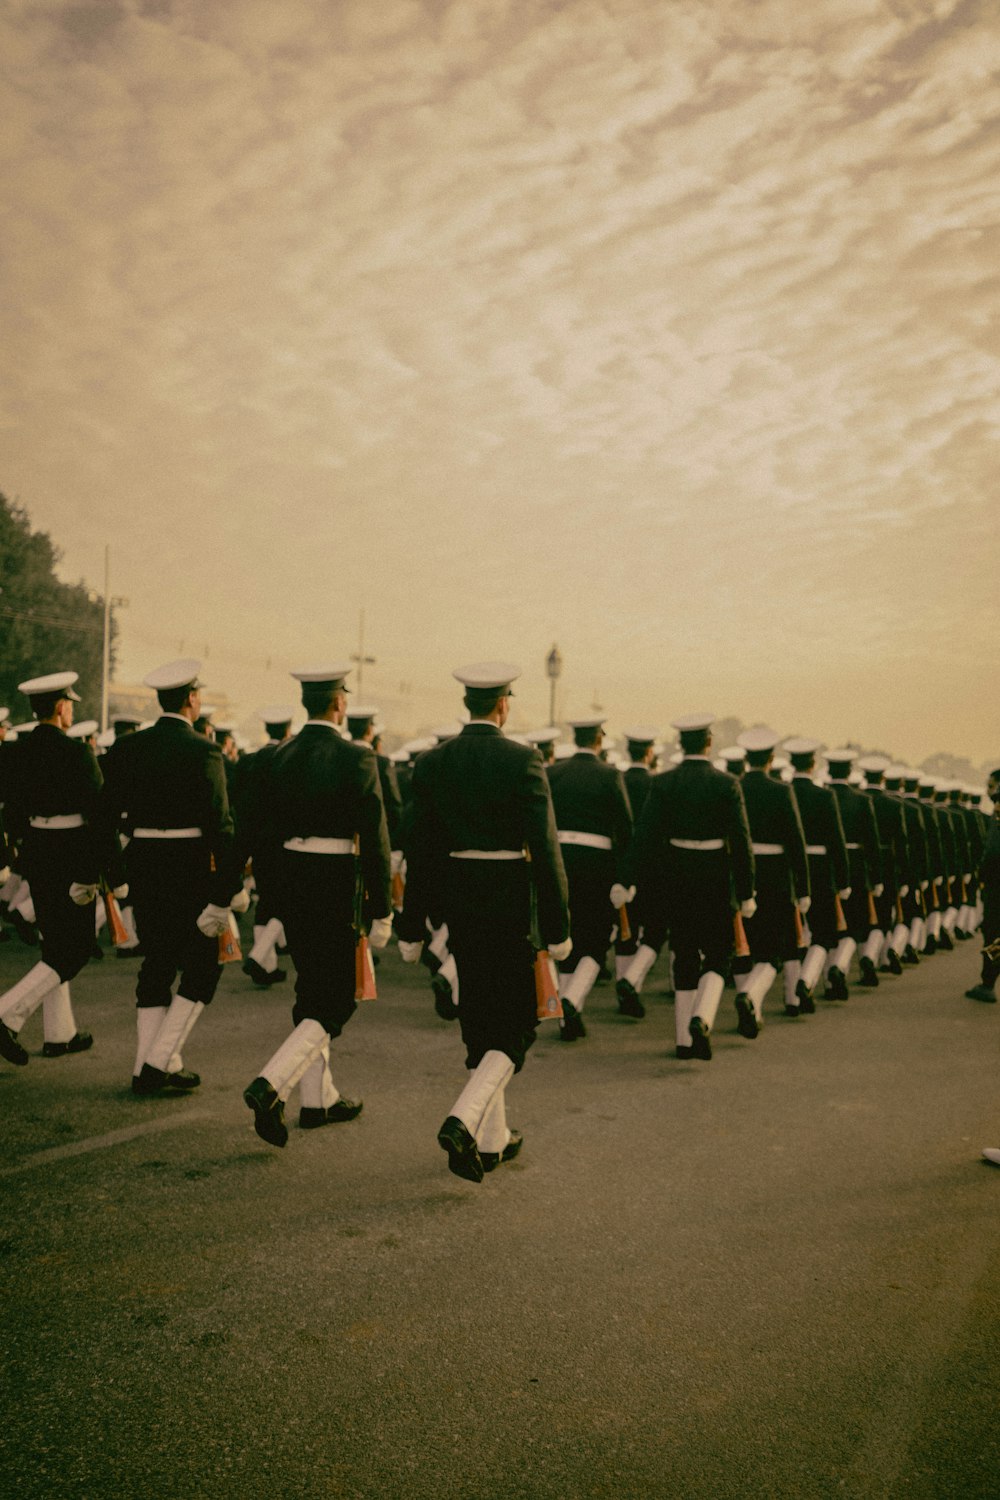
<box><xmin>783</xmin><ymin>789</ymin><xmax>810</xmax><ymax>901</ymax></box>
<box><xmin>522</xmin><ymin>751</ymin><xmax>570</xmax><ymax>948</ymax></box>
<box><xmin>396</xmin><ymin>756</ymin><xmax>445</xmax><ymax>943</ymax></box>
<box><xmin>203</xmin><ymin>743</ymin><xmax>238</xmax><ymax>904</ymax></box>
<box><xmin>892</xmin><ymin>801</ymin><xmax>911</xmax><ymax>887</ymax></box>
<box><xmin>826</xmin><ymin>792</ymin><xmax>850</xmax><ymax>892</ymax></box>
<box><xmin>609</xmin><ymin>769</ymin><xmax>634</xmax><ymax>880</ymax></box>
<box><xmin>726</xmin><ymin>780</ymin><xmax>756</xmax><ymax>906</ymax></box>
<box><xmin>860</xmin><ymin>796</ymin><xmax>882</xmax><ymax>888</ymax></box>
<box><xmin>357</xmin><ymin>748</ymin><xmax>392</xmax><ymax>921</ymax></box>
<box><xmin>379</xmin><ymin>758</ymin><xmax>403</xmax><ymax>848</ymax></box>
<box><xmin>79</xmin><ymin>744</ymin><xmax>125</xmax><ymax>887</ymax></box>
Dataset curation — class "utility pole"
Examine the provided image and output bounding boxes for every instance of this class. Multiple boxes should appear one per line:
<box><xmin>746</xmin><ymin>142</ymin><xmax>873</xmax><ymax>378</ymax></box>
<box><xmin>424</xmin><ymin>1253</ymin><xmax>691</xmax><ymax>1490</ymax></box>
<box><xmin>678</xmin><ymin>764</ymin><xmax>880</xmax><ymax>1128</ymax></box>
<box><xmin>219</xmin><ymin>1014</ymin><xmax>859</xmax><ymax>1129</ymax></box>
<box><xmin>100</xmin><ymin>545</ymin><xmax>129</xmax><ymax>733</ymax></box>
<box><xmin>351</xmin><ymin>608</ymin><xmax>376</xmax><ymax>696</ymax></box>
<box><xmin>545</xmin><ymin>644</ymin><xmax>563</xmax><ymax>725</ymax></box>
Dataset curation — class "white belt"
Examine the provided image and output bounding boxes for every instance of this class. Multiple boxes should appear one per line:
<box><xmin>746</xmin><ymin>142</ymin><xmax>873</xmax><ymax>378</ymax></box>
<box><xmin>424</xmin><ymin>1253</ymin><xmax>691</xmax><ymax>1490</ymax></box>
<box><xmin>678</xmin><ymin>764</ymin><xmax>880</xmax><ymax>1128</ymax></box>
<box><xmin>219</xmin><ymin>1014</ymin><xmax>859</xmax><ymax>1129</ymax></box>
<box><xmin>451</xmin><ymin>849</ymin><xmax>526</xmax><ymax>861</ymax></box>
<box><xmin>558</xmin><ymin>831</ymin><xmax>612</xmax><ymax>851</ymax></box>
<box><xmin>806</xmin><ymin>845</ymin><xmax>828</xmax><ymax>856</ymax></box>
<box><xmin>846</xmin><ymin>842</ymin><xmax>861</xmax><ymax>849</ymax></box>
<box><xmin>29</xmin><ymin>814</ymin><xmax>85</xmax><ymax>830</ymax></box>
<box><xmin>752</xmin><ymin>843</ymin><xmax>785</xmax><ymax>855</ymax></box>
<box><xmin>283</xmin><ymin>836</ymin><xmax>354</xmax><ymax>855</ymax></box>
<box><xmin>132</xmin><ymin>827</ymin><xmax>203</xmax><ymax>839</ymax></box>
<box><xmin>670</xmin><ymin>838</ymin><xmax>724</xmax><ymax>851</ymax></box>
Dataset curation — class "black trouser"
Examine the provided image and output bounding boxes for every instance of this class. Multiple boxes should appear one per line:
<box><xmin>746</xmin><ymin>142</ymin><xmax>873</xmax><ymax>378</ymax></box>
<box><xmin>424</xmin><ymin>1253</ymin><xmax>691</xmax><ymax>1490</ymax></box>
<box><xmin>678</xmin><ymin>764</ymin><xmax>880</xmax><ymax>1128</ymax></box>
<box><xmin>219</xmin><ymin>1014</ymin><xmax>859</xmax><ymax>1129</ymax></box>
<box><xmin>805</xmin><ymin>857</ymin><xmax>839</xmax><ymax>949</ymax></box>
<box><xmin>558</xmin><ymin>845</ymin><xmax>615</xmax><ymax>971</ymax></box>
<box><xmin>22</xmin><ymin>828</ymin><xmax>96</xmax><ymax>983</ymax></box>
<box><xmin>743</xmin><ymin>861</ymin><xmax>798</xmax><ymax>964</ymax></box>
<box><xmin>662</xmin><ymin>851</ymin><xmax>735</xmax><ymax>991</ymax></box>
<box><xmin>982</xmin><ymin>890</ymin><xmax>999</xmax><ymax>987</ymax></box>
<box><xmin>441</xmin><ymin>861</ymin><xmax>537</xmax><ymax>1072</ymax></box>
<box><xmin>128</xmin><ymin>839</ymin><xmax>223</xmax><ymax>1008</ymax></box>
<box><xmin>278</xmin><ymin>850</ymin><xmax>358</xmax><ymax>1039</ymax></box>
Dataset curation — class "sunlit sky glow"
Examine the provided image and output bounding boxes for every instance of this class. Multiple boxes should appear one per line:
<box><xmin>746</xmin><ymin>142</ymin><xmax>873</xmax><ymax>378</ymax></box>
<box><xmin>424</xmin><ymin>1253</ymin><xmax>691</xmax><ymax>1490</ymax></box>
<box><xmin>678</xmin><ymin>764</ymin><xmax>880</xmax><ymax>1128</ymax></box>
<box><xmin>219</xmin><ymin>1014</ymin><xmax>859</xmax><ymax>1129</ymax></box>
<box><xmin>2</xmin><ymin>0</ymin><xmax>998</xmax><ymax>759</ymax></box>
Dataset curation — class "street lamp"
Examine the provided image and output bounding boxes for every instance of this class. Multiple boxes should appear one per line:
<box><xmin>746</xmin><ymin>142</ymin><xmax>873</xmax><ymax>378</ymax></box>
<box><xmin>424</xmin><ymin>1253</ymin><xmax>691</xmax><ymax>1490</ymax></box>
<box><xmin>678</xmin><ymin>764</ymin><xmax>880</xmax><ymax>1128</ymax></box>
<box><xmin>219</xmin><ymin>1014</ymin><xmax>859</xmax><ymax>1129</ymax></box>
<box><xmin>545</xmin><ymin>643</ymin><xmax>562</xmax><ymax>726</ymax></box>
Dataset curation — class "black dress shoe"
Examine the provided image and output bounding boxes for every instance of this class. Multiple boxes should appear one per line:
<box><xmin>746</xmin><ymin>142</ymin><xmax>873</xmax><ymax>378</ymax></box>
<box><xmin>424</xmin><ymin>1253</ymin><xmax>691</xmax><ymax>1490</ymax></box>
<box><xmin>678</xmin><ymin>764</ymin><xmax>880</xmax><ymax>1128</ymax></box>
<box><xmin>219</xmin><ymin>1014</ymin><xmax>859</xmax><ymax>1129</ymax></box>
<box><xmin>615</xmin><ymin>979</ymin><xmax>645</xmax><ymax>1019</ymax></box>
<box><xmin>675</xmin><ymin>1044</ymin><xmax>695</xmax><ymax>1059</ymax></box>
<box><xmin>902</xmin><ymin>944</ymin><xmax>920</xmax><ymax>965</ymax></box>
<box><xmin>954</xmin><ymin>927</ymin><xmax>971</xmax><ymax>942</ymax></box>
<box><xmin>164</xmin><ymin>1068</ymin><xmax>200</xmax><ymax>1090</ymax></box>
<box><xmin>784</xmin><ymin>1003</ymin><xmax>801</xmax><ymax>1017</ymax></box>
<box><xmin>132</xmin><ymin>1061</ymin><xmax>170</xmax><ymax>1095</ymax></box>
<box><xmin>923</xmin><ymin>934</ymin><xmax>938</xmax><ymax>955</ymax></box>
<box><xmin>42</xmin><ymin>1032</ymin><xmax>94</xmax><ymax>1057</ymax></box>
<box><xmin>825</xmin><ymin>966</ymin><xmax>849</xmax><ymax>1001</ymax></box>
<box><xmin>0</xmin><ymin>1021</ymin><xmax>29</xmax><ymax>1066</ymax></box>
<box><xmin>965</xmin><ymin>985</ymin><xmax>997</xmax><ymax>1004</ymax></box>
<box><xmin>735</xmin><ymin>994</ymin><xmax>759</xmax><ymax>1038</ymax></box>
<box><xmin>481</xmin><ymin>1129</ymin><xmax>524</xmax><ymax>1173</ymax></box>
<box><xmin>244</xmin><ymin>1076</ymin><xmax>288</xmax><ymax>1147</ymax></box>
<box><xmin>884</xmin><ymin>949</ymin><xmax>903</xmax><ymax>975</ymax></box>
<box><xmin>793</xmin><ymin>979</ymin><xmax>815</xmax><ymax>1014</ymax></box>
<box><xmin>437</xmin><ymin>1115</ymin><xmax>483</xmax><ymax>1183</ymax></box>
<box><xmin>689</xmin><ymin>1016</ymin><xmax>712</xmax><ymax>1060</ymax></box>
<box><xmin>559</xmin><ymin>998</ymin><xmax>586</xmax><ymax>1041</ymax></box>
<box><xmin>244</xmin><ymin>958</ymin><xmax>286</xmax><ymax>988</ymax></box>
<box><xmin>300</xmin><ymin>1097</ymin><xmax>364</xmax><ymax>1128</ymax></box>
<box><xmin>858</xmin><ymin>957</ymin><xmax>879</xmax><ymax>987</ymax></box>
<box><xmin>937</xmin><ymin>929</ymin><xmax>954</xmax><ymax>951</ymax></box>
<box><xmin>431</xmin><ymin>974</ymin><xmax>457</xmax><ymax>1020</ymax></box>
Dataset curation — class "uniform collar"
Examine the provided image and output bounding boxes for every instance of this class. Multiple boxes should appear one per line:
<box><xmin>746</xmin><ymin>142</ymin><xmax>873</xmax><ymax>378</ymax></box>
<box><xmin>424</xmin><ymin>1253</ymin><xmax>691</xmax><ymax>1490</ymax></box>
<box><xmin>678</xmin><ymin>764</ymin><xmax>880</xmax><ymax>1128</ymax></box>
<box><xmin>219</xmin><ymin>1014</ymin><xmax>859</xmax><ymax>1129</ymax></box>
<box><xmin>304</xmin><ymin>719</ymin><xmax>340</xmax><ymax>731</ymax></box>
<box><xmin>461</xmin><ymin>722</ymin><xmax>501</xmax><ymax>736</ymax></box>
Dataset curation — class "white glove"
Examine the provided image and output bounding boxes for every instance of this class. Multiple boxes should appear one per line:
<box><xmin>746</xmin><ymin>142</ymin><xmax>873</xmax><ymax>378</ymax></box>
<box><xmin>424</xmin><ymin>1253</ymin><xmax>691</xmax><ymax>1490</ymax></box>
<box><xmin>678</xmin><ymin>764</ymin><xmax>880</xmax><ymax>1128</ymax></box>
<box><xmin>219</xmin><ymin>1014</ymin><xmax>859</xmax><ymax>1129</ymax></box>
<box><xmin>196</xmin><ymin>903</ymin><xmax>232</xmax><ymax>938</ymax></box>
<box><xmin>368</xmin><ymin>916</ymin><xmax>393</xmax><ymax>950</ymax></box>
<box><xmin>398</xmin><ymin>940</ymin><xmax>423</xmax><ymax>963</ymax></box>
<box><xmin>965</xmin><ymin>873</ymin><xmax>971</xmax><ymax>882</ymax></box>
<box><xmin>740</xmin><ymin>898</ymin><xmax>757</xmax><ymax>920</ymax></box>
<box><xmin>873</xmin><ymin>883</ymin><xmax>884</xmax><ymax>898</ymax></box>
<box><xmin>899</xmin><ymin>885</ymin><xmax>909</xmax><ymax>898</ymax></box>
<box><xmin>230</xmin><ymin>887</ymin><xmax>250</xmax><ymax>914</ymax></box>
<box><xmin>112</xmin><ymin>884</ymin><xmax>129</xmax><ymax>900</ymax></box>
<box><xmin>920</xmin><ymin>879</ymin><xmax>928</xmax><ymax>890</ymax></box>
<box><xmin>548</xmin><ymin>937</ymin><xmax>573</xmax><ymax>963</ymax></box>
<box><xmin>69</xmin><ymin>882</ymin><xmax>98</xmax><ymax>905</ymax></box>
<box><xmin>797</xmin><ymin>896</ymin><xmax>811</xmax><ymax>915</ymax></box>
<box><xmin>839</xmin><ymin>888</ymin><xmax>851</xmax><ymax>901</ymax></box>
<box><xmin>390</xmin><ymin>850</ymin><xmax>404</xmax><ymax>876</ymax></box>
<box><xmin>934</xmin><ymin>876</ymin><xmax>944</xmax><ymax>885</ymax></box>
<box><xmin>609</xmin><ymin>883</ymin><xmax>635</xmax><ymax>908</ymax></box>
<box><xmin>0</xmin><ymin>866</ymin><xmax>11</xmax><ymax>884</ymax></box>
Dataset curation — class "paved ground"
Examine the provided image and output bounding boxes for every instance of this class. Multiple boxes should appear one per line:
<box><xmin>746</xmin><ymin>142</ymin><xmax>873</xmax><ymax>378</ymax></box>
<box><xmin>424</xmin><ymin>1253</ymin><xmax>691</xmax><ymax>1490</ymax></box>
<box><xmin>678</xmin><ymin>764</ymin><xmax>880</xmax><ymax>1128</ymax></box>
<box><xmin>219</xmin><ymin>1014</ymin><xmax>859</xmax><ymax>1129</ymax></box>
<box><xmin>2</xmin><ymin>926</ymin><xmax>998</xmax><ymax>1499</ymax></box>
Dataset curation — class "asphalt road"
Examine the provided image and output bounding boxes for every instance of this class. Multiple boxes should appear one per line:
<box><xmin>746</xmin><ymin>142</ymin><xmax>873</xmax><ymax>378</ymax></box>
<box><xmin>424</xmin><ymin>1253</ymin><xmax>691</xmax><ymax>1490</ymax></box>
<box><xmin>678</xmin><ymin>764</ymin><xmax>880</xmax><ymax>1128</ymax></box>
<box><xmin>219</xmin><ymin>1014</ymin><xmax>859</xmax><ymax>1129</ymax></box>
<box><xmin>2</xmin><ymin>927</ymin><xmax>998</xmax><ymax>1500</ymax></box>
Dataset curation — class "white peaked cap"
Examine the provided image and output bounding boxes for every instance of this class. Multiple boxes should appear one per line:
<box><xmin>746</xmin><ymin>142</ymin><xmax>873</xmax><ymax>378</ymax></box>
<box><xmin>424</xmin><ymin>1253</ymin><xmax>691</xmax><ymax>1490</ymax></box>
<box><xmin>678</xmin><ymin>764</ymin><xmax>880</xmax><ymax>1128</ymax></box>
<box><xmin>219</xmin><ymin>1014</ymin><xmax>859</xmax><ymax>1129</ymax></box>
<box><xmin>825</xmin><ymin>748</ymin><xmax>858</xmax><ymax>763</ymax></box>
<box><xmin>67</xmin><ymin>720</ymin><xmax>99</xmax><ymax>739</ymax></box>
<box><xmin>452</xmin><ymin>662</ymin><xmax>521</xmax><ymax>690</ymax></box>
<box><xmin>9</xmin><ymin>721</ymin><xmax>38</xmax><ymax>734</ymax></box>
<box><xmin>97</xmin><ymin>728</ymin><xmax>116</xmax><ymax>749</ymax></box>
<box><xmin>883</xmin><ymin>764</ymin><xmax>908</xmax><ymax>781</ymax></box>
<box><xmin>554</xmin><ymin>742</ymin><xmax>577</xmax><ymax>759</ymax></box>
<box><xmin>19</xmin><ymin>671</ymin><xmax>81</xmax><ymax>700</ymax></box>
<box><xmin>143</xmin><ymin>658</ymin><xmax>202</xmax><ymax>691</ymax></box>
<box><xmin>670</xmin><ymin>712</ymin><xmax>714</xmax><ymax>732</ymax></box>
<box><xmin>291</xmin><ymin>662</ymin><xmax>353</xmax><ymax>683</ymax></box>
<box><xmin>258</xmin><ymin>705</ymin><xmax>295</xmax><ymax>723</ymax></box>
<box><xmin>346</xmin><ymin>703</ymin><xmax>379</xmax><ymax>720</ymax></box>
<box><xmin>737</xmin><ymin>727</ymin><xmax>780</xmax><ymax>752</ymax></box>
<box><xmin>784</xmin><ymin>737</ymin><xmax>820</xmax><ymax>757</ymax></box>
<box><xmin>566</xmin><ymin>715</ymin><xmax>606</xmax><ymax>730</ymax></box>
<box><xmin>623</xmin><ymin>725</ymin><xmax>659</xmax><ymax>743</ymax></box>
<box><xmin>524</xmin><ymin>726</ymin><xmax>561</xmax><ymax>745</ymax></box>
<box><xmin>431</xmin><ymin>721</ymin><xmax>465</xmax><ymax>740</ymax></box>
<box><xmin>857</xmin><ymin>754</ymin><xmax>890</xmax><ymax>773</ymax></box>
<box><xmin>718</xmin><ymin>745</ymin><xmax>746</xmax><ymax>762</ymax></box>
<box><xmin>771</xmin><ymin>753</ymin><xmax>790</xmax><ymax>769</ymax></box>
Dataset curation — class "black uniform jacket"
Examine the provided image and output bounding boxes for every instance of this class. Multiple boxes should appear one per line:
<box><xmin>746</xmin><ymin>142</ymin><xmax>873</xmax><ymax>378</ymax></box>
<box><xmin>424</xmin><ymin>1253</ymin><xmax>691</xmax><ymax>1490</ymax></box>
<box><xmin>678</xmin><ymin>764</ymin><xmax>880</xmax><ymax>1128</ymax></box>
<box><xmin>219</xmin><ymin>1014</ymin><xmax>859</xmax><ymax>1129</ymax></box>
<box><xmin>898</xmin><ymin>795</ymin><xmax>929</xmax><ymax>889</ymax></box>
<box><xmin>829</xmin><ymin>780</ymin><xmax>882</xmax><ymax>889</ymax></box>
<box><xmin>626</xmin><ymin>757</ymin><xmax>755</xmax><ymax>909</ymax></box>
<box><xmin>246</xmin><ymin>723</ymin><xmax>392</xmax><ymax>921</ymax></box>
<box><xmin>740</xmin><ymin>769</ymin><xmax>810</xmax><ymax>902</ymax></box>
<box><xmin>5</xmin><ymin>722</ymin><xmax>122</xmax><ymax>885</ymax></box>
<box><xmin>376</xmin><ymin>753</ymin><xmax>403</xmax><ymax>848</ymax></box>
<box><xmin>624</xmin><ymin>764</ymin><xmax>653</xmax><ymax>824</ymax></box>
<box><xmin>866</xmin><ymin>786</ymin><xmax>910</xmax><ymax>893</ymax></box>
<box><xmin>790</xmin><ymin>776</ymin><xmax>850</xmax><ymax>894</ymax></box>
<box><xmin>397</xmin><ymin>723</ymin><xmax>569</xmax><ymax>948</ymax></box>
<box><xmin>546</xmin><ymin>751</ymin><xmax>633</xmax><ymax>878</ymax></box>
<box><xmin>101</xmin><ymin>715</ymin><xmax>236</xmax><ymax>903</ymax></box>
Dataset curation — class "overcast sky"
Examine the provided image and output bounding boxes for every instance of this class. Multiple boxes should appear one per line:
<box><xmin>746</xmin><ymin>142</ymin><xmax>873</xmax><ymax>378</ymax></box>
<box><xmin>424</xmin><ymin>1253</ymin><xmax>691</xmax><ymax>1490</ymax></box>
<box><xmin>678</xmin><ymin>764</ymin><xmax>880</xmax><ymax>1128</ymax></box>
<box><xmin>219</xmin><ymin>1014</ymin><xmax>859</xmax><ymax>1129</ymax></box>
<box><xmin>2</xmin><ymin>0</ymin><xmax>998</xmax><ymax>758</ymax></box>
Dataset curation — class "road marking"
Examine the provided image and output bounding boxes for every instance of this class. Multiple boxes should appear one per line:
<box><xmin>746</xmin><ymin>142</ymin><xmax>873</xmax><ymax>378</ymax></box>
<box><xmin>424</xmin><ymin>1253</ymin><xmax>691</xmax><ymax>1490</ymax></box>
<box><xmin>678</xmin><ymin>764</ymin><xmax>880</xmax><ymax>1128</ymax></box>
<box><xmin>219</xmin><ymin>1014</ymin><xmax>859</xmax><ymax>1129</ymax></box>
<box><xmin>0</xmin><ymin>1110</ymin><xmax>213</xmax><ymax>1177</ymax></box>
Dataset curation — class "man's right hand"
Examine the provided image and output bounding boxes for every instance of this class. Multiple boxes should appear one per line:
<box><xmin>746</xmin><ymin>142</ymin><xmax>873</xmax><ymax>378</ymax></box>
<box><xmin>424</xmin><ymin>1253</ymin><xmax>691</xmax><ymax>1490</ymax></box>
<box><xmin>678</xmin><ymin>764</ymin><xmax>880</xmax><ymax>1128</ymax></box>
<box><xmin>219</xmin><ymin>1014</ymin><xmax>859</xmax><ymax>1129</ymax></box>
<box><xmin>196</xmin><ymin>903</ymin><xmax>231</xmax><ymax>938</ymax></box>
<box><xmin>740</xmin><ymin>898</ymin><xmax>757</xmax><ymax>920</ymax></box>
<box><xmin>548</xmin><ymin>937</ymin><xmax>572</xmax><ymax>963</ymax></box>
